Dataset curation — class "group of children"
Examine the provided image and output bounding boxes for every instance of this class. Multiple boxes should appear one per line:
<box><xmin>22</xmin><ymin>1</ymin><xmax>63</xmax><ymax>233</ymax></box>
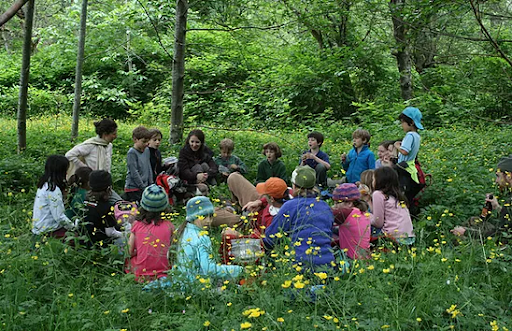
<box><xmin>31</xmin><ymin>106</ymin><xmax>433</xmax><ymax>287</ymax></box>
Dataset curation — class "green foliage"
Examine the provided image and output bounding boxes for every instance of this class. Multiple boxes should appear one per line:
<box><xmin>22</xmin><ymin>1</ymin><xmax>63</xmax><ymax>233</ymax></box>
<box><xmin>1</xmin><ymin>116</ymin><xmax>512</xmax><ymax>330</ymax></box>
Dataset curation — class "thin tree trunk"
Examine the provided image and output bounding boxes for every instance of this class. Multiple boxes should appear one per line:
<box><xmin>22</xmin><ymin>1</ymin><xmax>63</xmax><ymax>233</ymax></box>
<box><xmin>169</xmin><ymin>0</ymin><xmax>188</xmax><ymax>144</ymax></box>
<box><xmin>71</xmin><ymin>0</ymin><xmax>88</xmax><ymax>140</ymax></box>
<box><xmin>390</xmin><ymin>0</ymin><xmax>412</xmax><ymax>101</ymax></box>
<box><xmin>16</xmin><ymin>0</ymin><xmax>34</xmax><ymax>153</ymax></box>
<box><xmin>0</xmin><ymin>0</ymin><xmax>30</xmax><ymax>27</ymax></box>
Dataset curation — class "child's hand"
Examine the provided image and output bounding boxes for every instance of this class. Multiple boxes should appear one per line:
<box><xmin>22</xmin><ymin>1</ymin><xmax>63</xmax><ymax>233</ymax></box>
<box><xmin>222</xmin><ymin>172</ymin><xmax>230</xmax><ymax>177</ymax></box>
<box><xmin>393</xmin><ymin>141</ymin><xmax>402</xmax><ymax>151</ymax></box>
<box><xmin>340</xmin><ymin>153</ymin><xmax>347</xmax><ymax>162</ymax></box>
<box><xmin>450</xmin><ymin>226</ymin><xmax>466</xmax><ymax>237</ymax></box>
<box><xmin>197</xmin><ymin>173</ymin><xmax>208</xmax><ymax>183</ymax></box>
<box><xmin>230</xmin><ymin>164</ymin><xmax>238</xmax><ymax>170</ymax></box>
<box><xmin>243</xmin><ymin>200</ymin><xmax>263</xmax><ymax>212</ymax></box>
<box><xmin>485</xmin><ymin>194</ymin><xmax>500</xmax><ymax>210</ymax></box>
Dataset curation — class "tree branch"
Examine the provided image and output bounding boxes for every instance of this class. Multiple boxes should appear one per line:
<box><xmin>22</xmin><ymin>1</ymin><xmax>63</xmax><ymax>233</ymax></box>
<box><xmin>0</xmin><ymin>0</ymin><xmax>30</xmax><ymax>27</ymax></box>
<box><xmin>134</xmin><ymin>0</ymin><xmax>173</xmax><ymax>60</ymax></box>
<box><xmin>469</xmin><ymin>0</ymin><xmax>512</xmax><ymax>68</ymax></box>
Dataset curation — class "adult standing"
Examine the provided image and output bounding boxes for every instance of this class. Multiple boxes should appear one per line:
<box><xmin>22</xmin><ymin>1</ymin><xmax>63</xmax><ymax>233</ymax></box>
<box><xmin>66</xmin><ymin>118</ymin><xmax>118</xmax><ymax>175</ymax></box>
<box><xmin>66</xmin><ymin>119</ymin><xmax>121</xmax><ymax>203</ymax></box>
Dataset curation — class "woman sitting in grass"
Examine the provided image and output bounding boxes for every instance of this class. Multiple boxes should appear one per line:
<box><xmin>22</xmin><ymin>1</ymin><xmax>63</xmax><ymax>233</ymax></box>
<box><xmin>263</xmin><ymin>166</ymin><xmax>335</xmax><ymax>272</ymax></box>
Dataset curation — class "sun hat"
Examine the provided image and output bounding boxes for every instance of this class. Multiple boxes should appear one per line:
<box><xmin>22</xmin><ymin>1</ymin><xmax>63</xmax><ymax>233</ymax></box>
<box><xmin>291</xmin><ymin>166</ymin><xmax>316</xmax><ymax>189</ymax></box>
<box><xmin>497</xmin><ymin>155</ymin><xmax>512</xmax><ymax>173</ymax></box>
<box><xmin>332</xmin><ymin>183</ymin><xmax>361</xmax><ymax>202</ymax></box>
<box><xmin>186</xmin><ymin>196</ymin><xmax>215</xmax><ymax>222</ymax></box>
<box><xmin>140</xmin><ymin>184</ymin><xmax>169</xmax><ymax>212</ymax></box>
<box><xmin>89</xmin><ymin>170</ymin><xmax>112</xmax><ymax>192</ymax></box>
<box><xmin>256</xmin><ymin>177</ymin><xmax>288</xmax><ymax>199</ymax></box>
<box><xmin>401</xmin><ymin>107</ymin><xmax>424</xmax><ymax>130</ymax></box>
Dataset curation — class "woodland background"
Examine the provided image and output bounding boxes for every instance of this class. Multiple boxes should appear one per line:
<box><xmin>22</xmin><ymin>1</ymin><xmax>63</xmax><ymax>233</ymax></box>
<box><xmin>1</xmin><ymin>1</ymin><xmax>512</xmax><ymax>330</ymax></box>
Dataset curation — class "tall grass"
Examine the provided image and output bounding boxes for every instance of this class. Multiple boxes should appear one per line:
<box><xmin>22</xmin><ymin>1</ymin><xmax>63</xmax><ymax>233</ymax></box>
<box><xmin>0</xmin><ymin>116</ymin><xmax>510</xmax><ymax>330</ymax></box>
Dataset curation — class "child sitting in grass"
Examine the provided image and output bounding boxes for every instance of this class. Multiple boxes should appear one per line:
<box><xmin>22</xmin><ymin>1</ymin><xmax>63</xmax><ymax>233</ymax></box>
<box><xmin>256</xmin><ymin>142</ymin><xmax>288</xmax><ymax>184</ymax></box>
<box><xmin>65</xmin><ymin>166</ymin><xmax>92</xmax><ymax>220</ymax></box>
<box><xmin>215</xmin><ymin>138</ymin><xmax>248</xmax><ymax>182</ymax></box>
<box><xmin>300</xmin><ymin>131</ymin><xmax>330</xmax><ymax>188</ymax></box>
<box><xmin>358</xmin><ymin>170</ymin><xmax>374</xmax><ymax>211</ymax></box>
<box><xmin>128</xmin><ymin>185</ymin><xmax>175</xmax><ymax>282</ymax></box>
<box><xmin>32</xmin><ymin>155</ymin><xmax>74</xmax><ymax>238</ymax></box>
<box><xmin>172</xmin><ymin>196</ymin><xmax>243</xmax><ymax>284</ymax></box>
<box><xmin>341</xmin><ymin>129</ymin><xmax>375</xmax><ymax>183</ymax></box>
<box><xmin>82</xmin><ymin>170</ymin><xmax>123</xmax><ymax>248</ymax></box>
<box><xmin>331</xmin><ymin>183</ymin><xmax>370</xmax><ymax>260</ymax></box>
<box><xmin>370</xmin><ymin>167</ymin><xmax>414</xmax><ymax>244</ymax></box>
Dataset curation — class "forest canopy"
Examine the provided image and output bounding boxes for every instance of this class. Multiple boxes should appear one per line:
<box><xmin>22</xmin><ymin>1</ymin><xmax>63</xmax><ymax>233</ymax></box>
<box><xmin>1</xmin><ymin>0</ymin><xmax>512</xmax><ymax>129</ymax></box>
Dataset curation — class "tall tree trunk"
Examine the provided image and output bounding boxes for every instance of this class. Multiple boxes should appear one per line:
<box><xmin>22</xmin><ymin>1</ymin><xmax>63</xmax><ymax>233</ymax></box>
<box><xmin>16</xmin><ymin>0</ymin><xmax>34</xmax><ymax>153</ymax></box>
<box><xmin>71</xmin><ymin>0</ymin><xmax>88</xmax><ymax>140</ymax></box>
<box><xmin>169</xmin><ymin>0</ymin><xmax>188</xmax><ymax>144</ymax></box>
<box><xmin>0</xmin><ymin>0</ymin><xmax>30</xmax><ymax>27</ymax></box>
<box><xmin>389</xmin><ymin>0</ymin><xmax>412</xmax><ymax>101</ymax></box>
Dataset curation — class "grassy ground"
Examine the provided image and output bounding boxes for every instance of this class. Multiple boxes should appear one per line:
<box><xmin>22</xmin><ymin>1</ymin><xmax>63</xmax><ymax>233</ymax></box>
<box><xmin>0</xmin><ymin>116</ymin><xmax>511</xmax><ymax>330</ymax></box>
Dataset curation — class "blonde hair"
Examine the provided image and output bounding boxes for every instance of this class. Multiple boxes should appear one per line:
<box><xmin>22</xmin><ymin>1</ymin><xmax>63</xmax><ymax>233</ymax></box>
<box><xmin>359</xmin><ymin>170</ymin><xmax>374</xmax><ymax>191</ymax></box>
<box><xmin>219</xmin><ymin>138</ymin><xmax>235</xmax><ymax>153</ymax></box>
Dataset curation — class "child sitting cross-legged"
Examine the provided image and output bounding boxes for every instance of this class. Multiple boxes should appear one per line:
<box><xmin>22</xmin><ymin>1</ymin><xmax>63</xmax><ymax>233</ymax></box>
<box><xmin>215</xmin><ymin>138</ymin><xmax>248</xmax><ymax>182</ymax></box>
<box><xmin>127</xmin><ymin>184</ymin><xmax>175</xmax><ymax>282</ymax></box>
<box><xmin>32</xmin><ymin>155</ymin><xmax>74</xmax><ymax>238</ymax></box>
<box><xmin>300</xmin><ymin>131</ymin><xmax>330</xmax><ymax>188</ymax></box>
<box><xmin>65</xmin><ymin>166</ymin><xmax>93</xmax><ymax>220</ymax></box>
<box><xmin>331</xmin><ymin>183</ymin><xmax>370</xmax><ymax>260</ymax></box>
<box><xmin>256</xmin><ymin>142</ymin><xmax>288</xmax><ymax>184</ymax></box>
<box><xmin>171</xmin><ymin>197</ymin><xmax>243</xmax><ymax>286</ymax></box>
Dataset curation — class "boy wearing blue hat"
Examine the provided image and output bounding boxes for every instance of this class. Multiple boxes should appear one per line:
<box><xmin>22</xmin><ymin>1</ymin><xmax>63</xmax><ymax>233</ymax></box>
<box><xmin>394</xmin><ymin>107</ymin><xmax>425</xmax><ymax>211</ymax></box>
<box><xmin>396</xmin><ymin>107</ymin><xmax>424</xmax><ymax>163</ymax></box>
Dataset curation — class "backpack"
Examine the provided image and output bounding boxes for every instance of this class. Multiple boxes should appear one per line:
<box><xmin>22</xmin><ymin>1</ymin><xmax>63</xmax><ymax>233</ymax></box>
<box><xmin>156</xmin><ymin>173</ymin><xmax>185</xmax><ymax>206</ymax></box>
<box><xmin>114</xmin><ymin>201</ymin><xmax>138</xmax><ymax>232</ymax></box>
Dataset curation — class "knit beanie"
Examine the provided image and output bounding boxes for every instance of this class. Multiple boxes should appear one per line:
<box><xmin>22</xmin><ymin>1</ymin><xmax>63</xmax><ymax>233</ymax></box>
<box><xmin>89</xmin><ymin>170</ymin><xmax>112</xmax><ymax>192</ymax></box>
<box><xmin>140</xmin><ymin>184</ymin><xmax>169</xmax><ymax>212</ymax></box>
<box><xmin>332</xmin><ymin>183</ymin><xmax>360</xmax><ymax>202</ymax></box>
<box><xmin>291</xmin><ymin>166</ymin><xmax>316</xmax><ymax>189</ymax></box>
<box><xmin>497</xmin><ymin>155</ymin><xmax>512</xmax><ymax>173</ymax></box>
<box><xmin>186</xmin><ymin>196</ymin><xmax>215</xmax><ymax>222</ymax></box>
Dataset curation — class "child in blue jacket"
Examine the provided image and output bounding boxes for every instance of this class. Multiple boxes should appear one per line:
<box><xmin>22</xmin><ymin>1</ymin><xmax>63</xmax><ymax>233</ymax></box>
<box><xmin>341</xmin><ymin>129</ymin><xmax>376</xmax><ymax>183</ymax></box>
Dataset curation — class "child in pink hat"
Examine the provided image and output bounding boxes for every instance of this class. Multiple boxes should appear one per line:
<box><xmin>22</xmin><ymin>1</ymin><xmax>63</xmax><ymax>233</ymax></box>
<box><xmin>332</xmin><ymin>183</ymin><xmax>371</xmax><ymax>260</ymax></box>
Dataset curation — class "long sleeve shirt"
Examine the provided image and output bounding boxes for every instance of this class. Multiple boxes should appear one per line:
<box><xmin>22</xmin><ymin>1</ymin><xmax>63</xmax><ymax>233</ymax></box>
<box><xmin>174</xmin><ymin>223</ymin><xmax>243</xmax><ymax>282</ymax></box>
<box><xmin>370</xmin><ymin>190</ymin><xmax>414</xmax><ymax>239</ymax></box>
<box><xmin>256</xmin><ymin>159</ymin><xmax>288</xmax><ymax>184</ymax></box>
<box><xmin>263</xmin><ymin>196</ymin><xmax>334</xmax><ymax>269</ymax></box>
<box><xmin>215</xmin><ymin>154</ymin><xmax>248</xmax><ymax>174</ymax></box>
<box><xmin>32</xmin><ymin>183</ymin><xmax>73</xmax><ymax>234</ymax></box>
<box><xmin>342</xmin><ymin>145</ymin><xmax>375</xmax><ymax>183</ymax></box>
<box><xmin>125</xmin><ymin>147</ymin><xmax>153</xmax><ymax>190</ymax></box>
